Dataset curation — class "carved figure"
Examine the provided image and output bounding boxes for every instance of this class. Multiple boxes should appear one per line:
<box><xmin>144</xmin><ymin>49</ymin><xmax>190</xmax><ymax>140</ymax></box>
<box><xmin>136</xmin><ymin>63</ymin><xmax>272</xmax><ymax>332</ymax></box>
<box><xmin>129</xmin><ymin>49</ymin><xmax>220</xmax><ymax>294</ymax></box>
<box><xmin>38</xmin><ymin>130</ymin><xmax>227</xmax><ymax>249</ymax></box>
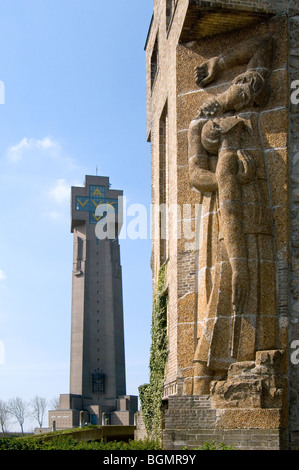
<box><xmin>194</xmin><ymin>35</ymin><xmax>274</xmax><ymax>117</ymax></box>
<box><xmin>188</xmin><ymin>35</ymin><xmax>278</xmax><ymax>395</ymax></box>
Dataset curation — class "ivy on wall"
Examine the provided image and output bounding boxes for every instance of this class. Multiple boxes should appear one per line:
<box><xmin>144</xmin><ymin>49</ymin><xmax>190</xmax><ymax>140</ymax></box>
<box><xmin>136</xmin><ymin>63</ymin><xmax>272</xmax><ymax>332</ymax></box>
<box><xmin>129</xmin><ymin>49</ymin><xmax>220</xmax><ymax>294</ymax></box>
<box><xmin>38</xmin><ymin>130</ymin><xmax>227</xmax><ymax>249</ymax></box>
<box><xmin>139</xmin><ymin>264</ymin><xmax>168</xmax><ymax>444</ymax></box>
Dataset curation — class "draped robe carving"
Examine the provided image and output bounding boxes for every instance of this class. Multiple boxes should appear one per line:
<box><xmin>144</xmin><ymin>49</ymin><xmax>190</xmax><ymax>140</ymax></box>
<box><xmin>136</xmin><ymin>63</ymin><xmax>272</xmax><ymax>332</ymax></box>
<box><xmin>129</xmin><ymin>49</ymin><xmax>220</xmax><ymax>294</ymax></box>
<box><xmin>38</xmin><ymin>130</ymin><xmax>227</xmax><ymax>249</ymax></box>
<box><xmin>188</xmin><ymin>35</ymin><xmax>278</xmax><ymax>394</ymax></box>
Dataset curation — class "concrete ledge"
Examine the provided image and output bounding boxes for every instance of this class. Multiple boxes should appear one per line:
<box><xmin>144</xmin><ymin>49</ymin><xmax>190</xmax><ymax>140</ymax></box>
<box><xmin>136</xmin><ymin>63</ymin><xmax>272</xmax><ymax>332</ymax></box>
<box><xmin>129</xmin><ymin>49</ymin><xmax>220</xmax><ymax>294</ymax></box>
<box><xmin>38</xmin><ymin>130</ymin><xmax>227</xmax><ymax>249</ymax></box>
<box><xmin>44</xmin><ymin>426</ymin><xmax>136</xmax><ymax>444</ymax></box>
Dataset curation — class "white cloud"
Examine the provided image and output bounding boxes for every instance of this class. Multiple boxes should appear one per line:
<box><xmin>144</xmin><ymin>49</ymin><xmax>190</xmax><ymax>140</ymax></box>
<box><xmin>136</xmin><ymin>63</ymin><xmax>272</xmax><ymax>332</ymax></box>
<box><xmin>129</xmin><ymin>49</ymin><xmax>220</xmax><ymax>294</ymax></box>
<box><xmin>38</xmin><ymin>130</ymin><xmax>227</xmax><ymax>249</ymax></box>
<box><xmin>42</xmin><ymin>179</ymin><xmax>72</xmax><ymax>223</ymax></box>
<box><xmin>47</xmin><ymin>179</ymin><xmax>70</xmax><ymax>205</ymax></box>
<box><xmin>0</xmin><ymin>269</ymin><xmax>7</xmax><ymax>281</ymax></box>
<box><xmin>36</xmin><ymin>137</ymin><xmax>60</xmax><ymax>151</ymax></box>
<box><xmin>7</xmin><ymin>138</ymin><xmax>30</xmax><ymax>162</ymax></box>
<box><xmin>7</xmin><ymin>136</ymin><xmax>61</xmax><ymax>162</ymax></box>
<box><xmin>47</xmin><ymin>211</ymin><xmax>63</xmax><ymax>221</ymax></box>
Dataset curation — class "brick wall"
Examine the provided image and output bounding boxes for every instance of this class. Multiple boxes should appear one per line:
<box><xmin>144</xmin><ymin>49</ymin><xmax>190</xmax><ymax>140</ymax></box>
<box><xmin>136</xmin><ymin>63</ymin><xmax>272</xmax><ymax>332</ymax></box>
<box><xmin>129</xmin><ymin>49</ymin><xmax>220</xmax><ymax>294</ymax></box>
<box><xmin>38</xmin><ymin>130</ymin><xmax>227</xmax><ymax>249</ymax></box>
<box><xmin>177</xmin><ymin>251</ymin><xmax>196</xmax><ymax>297</ymax></box>
<box><xmin>146</xmin><ymin>0</ymin><xmax>190</xmax><ymax>384</ymax></box>
<box><xmin>163</xmin><ymin>395</ymin><xmax>288</xmax><ymax>449</ymax></box>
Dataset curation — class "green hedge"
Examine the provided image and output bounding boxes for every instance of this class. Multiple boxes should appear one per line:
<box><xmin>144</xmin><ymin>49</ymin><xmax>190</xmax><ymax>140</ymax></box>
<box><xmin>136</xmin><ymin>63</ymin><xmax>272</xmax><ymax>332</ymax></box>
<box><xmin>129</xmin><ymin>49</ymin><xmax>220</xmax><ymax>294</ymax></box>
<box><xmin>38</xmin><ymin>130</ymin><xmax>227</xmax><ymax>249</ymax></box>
<box><xmin>0</xmin><ymin>437</ymin><xmax>161</xmax><ymax>451</ymax></box>
<box><xmin>0</xmin><ymin>437</ymin><xmax>234</xmax><ymax>451</ymax></box>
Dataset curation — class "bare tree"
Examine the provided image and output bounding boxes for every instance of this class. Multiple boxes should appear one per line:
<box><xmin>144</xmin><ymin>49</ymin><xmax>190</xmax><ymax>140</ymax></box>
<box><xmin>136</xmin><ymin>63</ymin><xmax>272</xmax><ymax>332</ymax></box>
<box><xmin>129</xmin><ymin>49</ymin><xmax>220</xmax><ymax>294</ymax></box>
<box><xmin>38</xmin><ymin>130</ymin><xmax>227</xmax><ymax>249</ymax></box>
<box><xmin>50</xmin><ymin>396</ymin><xmax>59</xmax><ymax>409</ymax></box>
<box><xmin>0</xmin><ymin>400</ymin><xmax>10</xmax><ymax>436</ymax></box>
<box><xmin>7</xmin><ymin>397</ymin><xmax>29</xmax><ymax>434</ymax></box>
<box><xmin>30</xmin><ymin>396</ymin><xmax>47</xmax><ymax>428</ymax></box>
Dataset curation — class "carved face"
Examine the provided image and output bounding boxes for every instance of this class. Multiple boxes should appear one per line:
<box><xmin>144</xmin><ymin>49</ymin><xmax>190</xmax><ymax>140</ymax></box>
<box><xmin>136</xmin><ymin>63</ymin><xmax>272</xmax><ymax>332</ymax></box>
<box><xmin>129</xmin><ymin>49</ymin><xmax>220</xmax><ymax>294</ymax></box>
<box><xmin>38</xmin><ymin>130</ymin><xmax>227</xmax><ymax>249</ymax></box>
<box><xmin>226</xmin><ymin>83</ymin><xmax>252</xmax><ymax>111</ymax></box>
<box><xmin>227</xmin><ymin>71</ymin><xmax>266</xmax><ymax>111</ymax></box>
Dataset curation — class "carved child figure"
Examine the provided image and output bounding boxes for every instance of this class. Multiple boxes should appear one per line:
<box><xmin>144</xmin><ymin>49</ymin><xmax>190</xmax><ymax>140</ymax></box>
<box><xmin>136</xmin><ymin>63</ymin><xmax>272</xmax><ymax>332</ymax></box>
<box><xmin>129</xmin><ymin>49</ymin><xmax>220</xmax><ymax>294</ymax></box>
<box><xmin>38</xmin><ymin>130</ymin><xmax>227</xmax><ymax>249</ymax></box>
<box><xmin>201</xmin><ymin>116</ymin><xmax>256</xmax><ymax>356</ymax></box>
<box><xmin>188</xmin><ymin>34</ymin><xmax>278</xmax><ymax>395</ymax></box>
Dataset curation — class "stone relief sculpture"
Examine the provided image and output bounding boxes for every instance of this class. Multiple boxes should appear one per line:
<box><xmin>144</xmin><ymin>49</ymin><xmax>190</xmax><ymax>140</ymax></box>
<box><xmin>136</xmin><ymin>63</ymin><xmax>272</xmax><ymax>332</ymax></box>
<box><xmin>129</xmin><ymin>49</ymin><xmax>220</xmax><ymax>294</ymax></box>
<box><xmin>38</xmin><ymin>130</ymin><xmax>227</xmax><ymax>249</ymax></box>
<box><xmin>188</xmin><ymin>35</ymin><xmax>279</xmax><ymax>395</ymax></box>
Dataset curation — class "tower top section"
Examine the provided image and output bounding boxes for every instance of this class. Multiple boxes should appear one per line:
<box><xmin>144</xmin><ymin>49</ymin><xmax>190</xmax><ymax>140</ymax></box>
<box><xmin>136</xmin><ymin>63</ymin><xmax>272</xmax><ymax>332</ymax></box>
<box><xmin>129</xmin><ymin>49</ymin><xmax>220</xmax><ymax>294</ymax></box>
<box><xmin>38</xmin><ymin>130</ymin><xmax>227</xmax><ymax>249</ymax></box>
<box><xmin>71</xmin><ymin>175</ymin><xmax>123</xmax><ymax>233</ymax></box>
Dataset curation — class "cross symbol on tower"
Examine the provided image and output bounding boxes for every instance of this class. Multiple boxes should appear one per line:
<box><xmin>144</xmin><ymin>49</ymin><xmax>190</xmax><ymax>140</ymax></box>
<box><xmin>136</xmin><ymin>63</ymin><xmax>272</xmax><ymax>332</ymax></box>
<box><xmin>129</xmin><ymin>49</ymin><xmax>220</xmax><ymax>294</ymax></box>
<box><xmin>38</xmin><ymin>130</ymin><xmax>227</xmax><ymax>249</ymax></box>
<box><xmin>75</xmin><ymin>184</ymin><xmax>119</xmax><ymax>224</ymax></box>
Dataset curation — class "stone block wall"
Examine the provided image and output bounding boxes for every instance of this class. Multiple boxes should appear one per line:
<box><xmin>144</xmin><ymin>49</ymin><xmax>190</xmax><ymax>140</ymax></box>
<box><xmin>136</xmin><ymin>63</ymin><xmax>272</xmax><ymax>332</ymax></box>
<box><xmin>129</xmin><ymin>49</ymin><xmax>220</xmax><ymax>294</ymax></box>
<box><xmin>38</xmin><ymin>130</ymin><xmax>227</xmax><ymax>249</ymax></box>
<box><xmin>144</xmin><ymin>0</ymin><xmax>299</xmax><ymax>450</ymax></box>
<box><xmin>134</xmin><ymin>411</ymin><xmax>148</xmax><ymax>441</ymax></box>
<box><xmin>146</xmin><ymin>0</ymin><xmax>190</xmax><ymax>385</ymax></box>
<box><xmin>146</xmin><ymin>0</ymin><xmax>292</xmax><ymax>398</ymax></box>
<box><xmin>163</xmin><ymin>395</ymin><xmax>288</xmax><ymax>450</ymax></box>
<box><xmin>175</xmin><ymin>12</ymin><xmax>290</xmax><ymax>394</ymax></box>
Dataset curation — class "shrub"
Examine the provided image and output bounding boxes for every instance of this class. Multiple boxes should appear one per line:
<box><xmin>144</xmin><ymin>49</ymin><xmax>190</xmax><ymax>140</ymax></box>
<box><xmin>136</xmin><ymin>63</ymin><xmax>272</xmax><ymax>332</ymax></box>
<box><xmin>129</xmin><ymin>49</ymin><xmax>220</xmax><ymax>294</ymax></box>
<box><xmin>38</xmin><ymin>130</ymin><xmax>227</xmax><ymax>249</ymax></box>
<box><xmin>0</xmin><ymin>436</ymin><xmax>162</xmax><ymax>451</ymax></box>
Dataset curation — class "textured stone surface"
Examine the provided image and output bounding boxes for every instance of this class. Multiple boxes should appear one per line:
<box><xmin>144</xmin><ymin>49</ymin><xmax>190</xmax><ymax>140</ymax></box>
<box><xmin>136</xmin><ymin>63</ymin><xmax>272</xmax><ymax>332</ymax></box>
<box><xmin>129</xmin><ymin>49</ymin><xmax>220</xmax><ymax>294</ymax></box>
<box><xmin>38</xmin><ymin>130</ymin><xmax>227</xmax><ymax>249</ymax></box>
<box><xmin>215</xmin><ymin>409</ymin><xmax>283</xmax><ymax>430</ymax></box>
<box><xmin>173</xmin><ymin>15</ymin><xmax>289</xmax><ymax>392</ymax></box>
<box><xmin>144</xmin><ymin>0</ymin><xmax>294</xmax><ymax>451</ymax></box>
<box><xmin>134</xmin><ymin>411</ymin><xmax>148</xmax><ymax>441</ymax></box>
<box><xmin>163</xmin><ymin>395</ymin><xmax>287</xmax><ymax>449</ymax></box>
<box><xmin>211</xmin><ymin>350</ymin><xmax>286</xmax><ymax>410</ymax></box>
<box><xmin>187</xmin><ymin>30</ymin><xmax>286</xmax><ymax>395</ymax></box>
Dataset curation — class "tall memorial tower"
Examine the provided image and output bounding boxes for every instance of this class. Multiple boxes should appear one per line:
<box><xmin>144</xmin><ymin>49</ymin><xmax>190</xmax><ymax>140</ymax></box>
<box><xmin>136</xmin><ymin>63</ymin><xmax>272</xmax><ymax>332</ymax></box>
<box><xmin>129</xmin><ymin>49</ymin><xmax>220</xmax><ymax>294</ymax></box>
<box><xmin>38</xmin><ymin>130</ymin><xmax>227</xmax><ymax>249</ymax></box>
<box><xmin>70</xmin><ymin>175</ymin><xmax>125</xmax><ymax>403</ymax></box>
<box><xmin>49</xmin><ymin>175</ymin><xmax>137</xmax><ymax>429</ymax></box>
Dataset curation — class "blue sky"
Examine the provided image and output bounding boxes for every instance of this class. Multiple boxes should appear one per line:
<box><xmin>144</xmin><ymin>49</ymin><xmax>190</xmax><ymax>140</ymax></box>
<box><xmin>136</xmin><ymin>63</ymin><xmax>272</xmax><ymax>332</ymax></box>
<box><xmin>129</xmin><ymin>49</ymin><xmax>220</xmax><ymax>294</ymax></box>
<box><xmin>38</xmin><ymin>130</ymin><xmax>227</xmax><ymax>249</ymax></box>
<box><xmin>0</xmin><ymin>0</ymin><xmax>153</xmax><ymax>431</ymax></box>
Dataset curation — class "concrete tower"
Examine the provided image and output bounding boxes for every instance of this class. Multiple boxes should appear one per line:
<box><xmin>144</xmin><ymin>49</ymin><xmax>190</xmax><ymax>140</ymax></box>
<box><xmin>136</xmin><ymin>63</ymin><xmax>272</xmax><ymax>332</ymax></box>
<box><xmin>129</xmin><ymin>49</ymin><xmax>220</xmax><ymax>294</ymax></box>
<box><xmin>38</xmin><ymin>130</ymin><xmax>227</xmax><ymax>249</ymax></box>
<box><xmin>70</xmin><ymin>175</ymin><xmax>126</xmax><ymax>404</ymax></box>
<box><xmin>48</xmin><ymin>175</ymin><xmax>137</xmax><ymax>430</ymax></box>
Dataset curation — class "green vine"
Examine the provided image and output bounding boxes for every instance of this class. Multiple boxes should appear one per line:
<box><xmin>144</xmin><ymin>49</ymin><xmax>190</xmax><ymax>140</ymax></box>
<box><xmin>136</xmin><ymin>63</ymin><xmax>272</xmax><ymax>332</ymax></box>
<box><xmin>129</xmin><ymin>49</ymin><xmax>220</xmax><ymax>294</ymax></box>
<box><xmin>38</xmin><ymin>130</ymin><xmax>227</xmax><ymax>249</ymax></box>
<box><xmin>139</xmin><ymin>264</ymin><xmax>168</xmax><ymax>445</ymax></box>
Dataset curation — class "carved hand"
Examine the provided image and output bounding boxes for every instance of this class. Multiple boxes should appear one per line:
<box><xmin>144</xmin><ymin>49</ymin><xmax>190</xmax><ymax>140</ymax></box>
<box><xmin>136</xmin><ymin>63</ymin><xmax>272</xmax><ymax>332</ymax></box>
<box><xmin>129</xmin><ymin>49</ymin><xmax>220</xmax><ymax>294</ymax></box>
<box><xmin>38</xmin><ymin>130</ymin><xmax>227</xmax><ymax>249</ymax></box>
<box><xmin>237</xmin><ymin>150</ymin><xmax>256</xmax><ymax>185</ymax></box>
<box><xmin>198</xmin><ymin>97</ymin><xmax>221</xmax><ymax>118</ymax></box>
<box><xmin>194</xmin><ymin>56</ymin><xmax>221</xmax><ymax>87</ymax></box>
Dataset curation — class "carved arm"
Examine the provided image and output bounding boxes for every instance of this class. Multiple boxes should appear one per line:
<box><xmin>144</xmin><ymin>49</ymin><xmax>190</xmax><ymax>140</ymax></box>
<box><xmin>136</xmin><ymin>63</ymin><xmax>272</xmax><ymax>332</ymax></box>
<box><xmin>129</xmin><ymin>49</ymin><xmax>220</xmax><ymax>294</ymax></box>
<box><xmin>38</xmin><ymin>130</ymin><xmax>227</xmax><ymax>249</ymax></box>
<box><xmin>188</xmin><ymin>119</ymin><xmax>218</xmax><ymax>193</ymax></box>
<box><xmin>195</xmin><ymin>34</ymin><xmax>275</xmax><ymax>88</ymax></box>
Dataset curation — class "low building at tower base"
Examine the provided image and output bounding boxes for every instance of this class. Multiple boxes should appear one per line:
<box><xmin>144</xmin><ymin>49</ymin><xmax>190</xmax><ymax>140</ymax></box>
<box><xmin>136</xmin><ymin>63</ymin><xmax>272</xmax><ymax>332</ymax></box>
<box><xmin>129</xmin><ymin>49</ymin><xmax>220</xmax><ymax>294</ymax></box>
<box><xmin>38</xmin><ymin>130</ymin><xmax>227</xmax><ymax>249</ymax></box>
<box><xmin>48</xmin><ymin>393</ymin><xmax>138</xmax><ymax>431</ymax></box>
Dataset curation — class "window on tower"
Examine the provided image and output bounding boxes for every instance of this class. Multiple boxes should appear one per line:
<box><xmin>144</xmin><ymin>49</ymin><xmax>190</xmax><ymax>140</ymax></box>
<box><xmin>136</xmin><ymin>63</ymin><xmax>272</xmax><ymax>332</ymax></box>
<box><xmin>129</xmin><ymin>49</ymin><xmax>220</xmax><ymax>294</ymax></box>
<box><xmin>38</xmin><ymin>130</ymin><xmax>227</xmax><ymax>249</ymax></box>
<box><xmin>159</xmin><ymin>102</ymin><xmax>168</xmax><ymax>264</ymax></box>
<box><xmin>166</xmin><ymin>0</ymin><xmax>176</xmax><ymax>32</ymax></box>
<box><xmin>151</xmin><ymin>35</ymin><xmax>159</xmax><ymax>89</ymax></box>
<box><xmin>92</xmin><ymin>370</ymin><xmax>105</xmax><ymax>394</ymax></box>
<box><xmin>74</xmin><ymin>236</ymin><xmax>84</xmax><ymax>276</ymax></box>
